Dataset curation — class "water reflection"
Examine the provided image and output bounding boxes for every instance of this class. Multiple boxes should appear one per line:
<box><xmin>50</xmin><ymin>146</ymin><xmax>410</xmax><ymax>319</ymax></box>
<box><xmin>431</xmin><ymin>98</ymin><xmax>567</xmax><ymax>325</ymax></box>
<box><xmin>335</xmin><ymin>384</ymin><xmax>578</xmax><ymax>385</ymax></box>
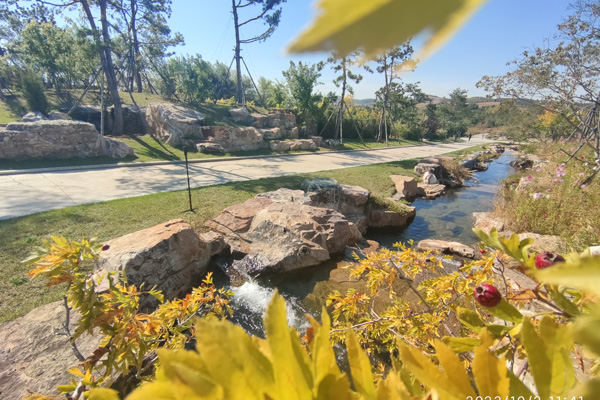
<box><xmin>368</xmin><ymin>151</ymin><xmax>516</xmax><ymax>247</ymax></box>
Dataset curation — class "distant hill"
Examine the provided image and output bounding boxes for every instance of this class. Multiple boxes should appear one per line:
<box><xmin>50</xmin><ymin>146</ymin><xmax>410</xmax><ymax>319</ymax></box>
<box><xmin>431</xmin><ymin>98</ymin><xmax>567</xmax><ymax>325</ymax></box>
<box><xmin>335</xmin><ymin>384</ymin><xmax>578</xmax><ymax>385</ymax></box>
<box><xmin>353</xmin><ymin>98</ymin><xmax>376</xmax><ymax>106</ymax></box>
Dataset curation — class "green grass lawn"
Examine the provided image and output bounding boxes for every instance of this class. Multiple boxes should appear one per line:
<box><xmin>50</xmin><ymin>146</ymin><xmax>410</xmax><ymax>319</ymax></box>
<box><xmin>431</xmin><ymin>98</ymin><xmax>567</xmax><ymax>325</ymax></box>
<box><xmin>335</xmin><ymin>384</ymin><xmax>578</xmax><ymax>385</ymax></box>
<box><xmin>0</xmin><ymin>159</ymin><xmax>420</xmax><ymax>322</ymax></box>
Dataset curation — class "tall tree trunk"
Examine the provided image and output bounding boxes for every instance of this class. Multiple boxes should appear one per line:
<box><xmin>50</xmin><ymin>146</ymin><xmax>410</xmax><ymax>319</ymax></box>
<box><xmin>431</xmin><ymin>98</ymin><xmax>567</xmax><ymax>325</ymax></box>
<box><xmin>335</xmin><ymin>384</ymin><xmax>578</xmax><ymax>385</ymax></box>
<box><xmin>335</xmin><ymin>58</ymin><xmax>347</xmax><ymax>144</ymax></box>
<box><xmin>130</xmin><ymin>0</ymin><xmax>143</xmax><ymax>93</ymax></box>
<box><xmin>232</xmin><ymin>0</ymin><xmax>244</xmax><ymax>106</ymax></box>
<box><xmin>99</xmin><ymin>0</ymin><xmax>123</xmax><ymax>135</ymax></box>
<box><xmin>80</xmin><ymin>0</ymin><xmax>123</xmax><ymax>135</ymax></box>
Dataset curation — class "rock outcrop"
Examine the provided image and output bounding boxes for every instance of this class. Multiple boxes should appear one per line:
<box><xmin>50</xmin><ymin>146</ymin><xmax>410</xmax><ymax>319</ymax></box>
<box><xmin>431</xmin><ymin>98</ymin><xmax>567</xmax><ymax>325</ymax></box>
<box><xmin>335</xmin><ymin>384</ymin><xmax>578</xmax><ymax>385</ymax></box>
<box><xmin>206</xmin><ymin>195</ymin><xmax>360</xmax><ymax>276</ymax></box>
<box><xmin>473</xmin><ymin>212</ymin><xmax>506</xmax><ymax>234</ymax></box>
<box><xmin>0</xmin><ymin>302</ymin><xmax>102</xmax><ymax>400</ymax></box>
<box><xmin>199</xmin><ymin>126</ymin><xmax>267</xmax><ymax>153</ymax></box>
<box><xmin>206</xmin><ymin>180</ymin><xmax>414</xmax><ymax>275</ymax></box>
<box><xmin>146</xmin><ymin>103</ymin><xmax>205</xmax><ymax>147</ymax></box>
<box><xmin>0</xmin><ymin>120</ymin><xmax>134</xmax><ymax>160</ymax></box>
<box><xmin>97</xmin><ymin>219</ymin><xmax>211</xmax><ymax>310</ymax></box>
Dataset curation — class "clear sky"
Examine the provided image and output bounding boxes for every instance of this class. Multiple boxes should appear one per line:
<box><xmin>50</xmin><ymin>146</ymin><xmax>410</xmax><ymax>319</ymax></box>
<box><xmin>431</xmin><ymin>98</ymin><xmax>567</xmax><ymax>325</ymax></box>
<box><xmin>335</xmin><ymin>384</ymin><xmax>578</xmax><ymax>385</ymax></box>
<box><xmin>168</xmin><ymin>0</ymin><xmax>573</xmax><ymax>99</ymax></box>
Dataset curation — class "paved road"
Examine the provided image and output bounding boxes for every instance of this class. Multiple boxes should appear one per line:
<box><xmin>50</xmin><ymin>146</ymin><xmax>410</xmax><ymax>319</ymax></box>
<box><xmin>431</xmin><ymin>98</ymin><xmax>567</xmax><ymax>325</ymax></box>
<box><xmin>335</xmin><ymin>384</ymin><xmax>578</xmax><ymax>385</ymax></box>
<box><xmin>0</xmin><ymin>136</ymin><xmax>495</xmax><ymax>220</ymax></box>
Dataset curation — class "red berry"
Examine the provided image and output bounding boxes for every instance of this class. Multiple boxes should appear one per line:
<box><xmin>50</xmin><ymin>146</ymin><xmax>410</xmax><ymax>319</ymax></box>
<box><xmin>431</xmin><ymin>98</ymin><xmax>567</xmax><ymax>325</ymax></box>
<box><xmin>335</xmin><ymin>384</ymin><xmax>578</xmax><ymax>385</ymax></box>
<box><xmin>473</xmin><ymin>284</ymin><xmax>502</xmax><ymax>308</ymax></box>
<box><xmin>480</xmin><ymin>249</ymin><xmax>485</xmax><ymax>254</ymax></box>
<box><xmin>101</xmin><ymin>244</ymin><xmax>110</xmax><ymax>251</ymax></box>
<box><xmin>535</xmin><ymin>252</ymin><xmax>565</xmax><ymax>269</ymax></box>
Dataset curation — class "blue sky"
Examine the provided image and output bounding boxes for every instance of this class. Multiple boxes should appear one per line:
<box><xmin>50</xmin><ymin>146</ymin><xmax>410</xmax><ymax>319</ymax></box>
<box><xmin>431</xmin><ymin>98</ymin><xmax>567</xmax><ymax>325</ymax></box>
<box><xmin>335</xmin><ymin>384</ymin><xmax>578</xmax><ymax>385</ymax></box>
<box><xmin>169</xmin><ymin>0</ymin><xmax>572</xmax><ymax>99</ymax></box>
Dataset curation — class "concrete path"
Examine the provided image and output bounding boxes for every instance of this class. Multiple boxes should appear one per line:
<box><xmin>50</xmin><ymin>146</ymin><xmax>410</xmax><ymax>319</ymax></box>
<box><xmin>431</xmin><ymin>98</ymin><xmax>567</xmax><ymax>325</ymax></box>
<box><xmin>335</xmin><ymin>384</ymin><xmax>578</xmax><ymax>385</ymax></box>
<box><xmin>0</xmin><ymin>135</ymin><xmax>495</xmax><ymax>220</ymax></box>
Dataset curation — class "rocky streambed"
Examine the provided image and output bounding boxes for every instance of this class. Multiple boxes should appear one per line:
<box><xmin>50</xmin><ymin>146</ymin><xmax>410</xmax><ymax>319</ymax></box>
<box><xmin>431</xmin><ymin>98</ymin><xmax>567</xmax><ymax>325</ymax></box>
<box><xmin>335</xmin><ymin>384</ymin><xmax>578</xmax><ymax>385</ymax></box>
<box><xmin>0</xmin><ymin>145</ymin><xmax>513</xmax><ymax>398</ymax></box>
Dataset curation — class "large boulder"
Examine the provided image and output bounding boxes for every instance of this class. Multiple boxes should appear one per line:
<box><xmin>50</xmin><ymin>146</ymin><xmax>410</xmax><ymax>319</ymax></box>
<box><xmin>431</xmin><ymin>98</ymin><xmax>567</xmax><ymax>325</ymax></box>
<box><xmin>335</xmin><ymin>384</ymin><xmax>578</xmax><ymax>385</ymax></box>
<box><xmin>390</xmin><ymin>175</ymin><xmax>418</xmax><ymax>200</ymax></box>
<box><xmin>289</xmin><ymin>139</ymin><xmax>318</xmax><ymax>151</ymax></box>
<box><xmin>146</xmin><ymin>103</ymin><xmax>205</xmax><ymax>147</ymax></box>
<box><xmin>241</xmin><ymin>202</ymin><xmax>360</xmax><ymax>274</ymax></box>
<box><xmin>97</xmin><ymin>219</ymin><xmax>211</xmax><ymax>310</ymax></box>
<box><xmin>229</xmin><ymin>107</ymin><xmax>254</xmax><ymax>124</ymax></box>
<box><xmin>0</xmin><ymin>120</ymin><xmax>134</xmax><ymax>160</ymax></box>
<box><xmin>367</xmin><ymin>205</ymin><xmax>416</xmax><ymax>229</ymax></box>
<box><xmin>269</xmin><ymin>140</ymin><xmax>292</xmax><ymax>152</ymax></box>
<box><xmin>200</xmin><ymin>126</ymin><xmax>267</xmax><ymax>152</ymax></box>
<box><xmin>0</xmin><ymin>301</ymin><xmax>102</xmax><ymax>400</ymax></box>
<box><xmin>205</xmin><ymin>197</ymin><xmax>275</xmax><ymax>255</ymax></box>
<box><xmin>302</xmin><ymin>178</ymin><xmax>369</xmax><ymax>215</ymax></box>
<box><xmin>206</xmin><ymin>193</ymin><xmax>361</xmax><ymax>275</ymax></box>
<box><xmin>414</xmin><ymin>162</ymin><xmax>442</xmax><ymax>177</ymax></box>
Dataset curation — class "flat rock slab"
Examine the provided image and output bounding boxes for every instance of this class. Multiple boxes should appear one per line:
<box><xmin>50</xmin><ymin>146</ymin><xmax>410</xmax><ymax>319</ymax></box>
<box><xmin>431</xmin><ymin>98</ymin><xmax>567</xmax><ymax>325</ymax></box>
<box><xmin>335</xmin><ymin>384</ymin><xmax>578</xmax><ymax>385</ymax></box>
<box><xmin>0</xmin><ymin>301</ymin><xmax>101</xmax><ymax>400</ymax></box>
<box><xmin>417</xmin><ymin>183</ymin><xmax>446</xmax><ymax>199</ymax></box>
<box><xmin>417</xmin><ymin>239</ymin><xmax>476</xmax><ymax>258</ymax></box>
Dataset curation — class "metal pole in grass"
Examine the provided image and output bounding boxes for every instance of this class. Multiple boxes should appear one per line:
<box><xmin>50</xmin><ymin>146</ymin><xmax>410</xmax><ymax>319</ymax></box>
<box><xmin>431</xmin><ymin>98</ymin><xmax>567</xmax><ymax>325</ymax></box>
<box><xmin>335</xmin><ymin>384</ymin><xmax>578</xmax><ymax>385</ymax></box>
<box><xmin>183</xmin><ymin>146</ymin><xmax>194</xmax><ymax>213</ymax></box>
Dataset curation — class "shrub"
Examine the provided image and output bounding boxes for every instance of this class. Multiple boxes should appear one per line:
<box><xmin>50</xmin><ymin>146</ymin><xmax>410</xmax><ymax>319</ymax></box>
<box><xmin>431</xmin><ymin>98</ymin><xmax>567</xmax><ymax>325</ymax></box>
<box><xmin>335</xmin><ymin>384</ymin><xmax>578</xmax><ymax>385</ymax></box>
<box><xmin>20</xmin><ymin>69</ymin><xmax>49</xmax><ymax>115</ymax></box>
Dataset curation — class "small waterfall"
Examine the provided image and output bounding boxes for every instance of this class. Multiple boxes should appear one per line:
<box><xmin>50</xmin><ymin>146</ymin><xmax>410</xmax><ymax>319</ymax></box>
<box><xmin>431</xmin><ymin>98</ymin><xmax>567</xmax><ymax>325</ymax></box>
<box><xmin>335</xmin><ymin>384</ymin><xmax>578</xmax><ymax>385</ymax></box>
<box><xmin>224</xmin><ymin>256</ymin><xmax>311</xmax><ymax>337</ymax></box>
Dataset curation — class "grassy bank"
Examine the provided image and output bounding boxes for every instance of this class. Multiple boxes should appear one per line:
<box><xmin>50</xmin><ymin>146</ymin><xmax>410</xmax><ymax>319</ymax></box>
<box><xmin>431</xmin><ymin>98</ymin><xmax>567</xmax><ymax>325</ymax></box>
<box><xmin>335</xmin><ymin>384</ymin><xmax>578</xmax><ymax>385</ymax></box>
<box><xmin>493</xmin><ymin>142</ymin><xmax>599</xmax><ymax>251</ymax></box>
<box><xmin>0</xmin><ymin>159</ymin><xmax>422</xmax><ymax>322</ymax></box>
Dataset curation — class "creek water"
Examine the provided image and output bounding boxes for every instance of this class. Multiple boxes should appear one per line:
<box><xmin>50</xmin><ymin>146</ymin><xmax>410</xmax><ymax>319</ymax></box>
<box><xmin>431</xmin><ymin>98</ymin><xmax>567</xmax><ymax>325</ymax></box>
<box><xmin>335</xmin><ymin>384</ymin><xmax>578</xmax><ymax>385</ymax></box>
<box><xmin>225</xmin><ymin>151</ymin><xmax>517</xmax><ymax>334</ymax></box>
<box><xmin>370</xmin><ymin>151</ymin><xmax>516</xmax><ymax>248</ymax></box>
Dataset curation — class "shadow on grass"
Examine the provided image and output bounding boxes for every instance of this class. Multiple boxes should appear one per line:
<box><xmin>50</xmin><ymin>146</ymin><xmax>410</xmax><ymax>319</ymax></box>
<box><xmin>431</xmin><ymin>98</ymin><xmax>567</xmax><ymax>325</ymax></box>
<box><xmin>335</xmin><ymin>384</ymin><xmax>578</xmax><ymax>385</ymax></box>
<box><xmin>131</xmin><ymin>135</ymin><xmax>180</xmax><ymax>161</ymax></box>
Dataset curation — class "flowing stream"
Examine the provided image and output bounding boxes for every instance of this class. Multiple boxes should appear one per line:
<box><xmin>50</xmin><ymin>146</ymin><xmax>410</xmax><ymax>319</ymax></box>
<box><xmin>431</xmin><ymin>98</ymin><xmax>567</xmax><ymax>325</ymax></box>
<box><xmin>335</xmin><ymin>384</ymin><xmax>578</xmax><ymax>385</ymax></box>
<box><xmin>225</xmin><ymin>151</ymin><xmax>517</xmax><ymax>334</ymax></box>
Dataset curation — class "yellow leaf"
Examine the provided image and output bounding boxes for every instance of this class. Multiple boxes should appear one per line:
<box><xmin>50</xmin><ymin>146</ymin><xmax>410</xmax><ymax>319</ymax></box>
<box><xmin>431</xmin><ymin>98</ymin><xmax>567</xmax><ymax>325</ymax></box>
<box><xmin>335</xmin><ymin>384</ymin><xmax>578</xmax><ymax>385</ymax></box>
<box><xmin>520</xmin><ymin>318</ymin><xmax>551</xmax><ymax>398</ymax></box>
<box><xmin>534</xmin><ymin>256</ymin><xmax>600</xmax><ymax>296</ymax></box>
<box><xmin>264</xmin><ymin>293</ymin><xmax>313</xmax><ymax>399</ymax></box>
<box><xmin>88</xmin><ymin>388</ymin><xmax>120</xmax><ymax>400</ymax></box>
<box><xmin>192</xmin><ymin>319</ymin><xmax>274</xmax><ymax>399</ymax></box>
<box><xmin>434</xmin><ymin>340</ymin><xmax>477</xmax><ymax>398</ymax></box>
<box><xmin>67</xmin><ymin>367</ymin><xmax>84</xmax><ymax>377</ymax></box>
<box><xmin>307</xmin><ymin>311</ymin><xmax>352</xmax><ymax>399</ymax></box>
<box><xmin>472</xmin><ymin>330</ymin><xmax>510</xmax><ymax>397</ymax></box>
<box><xmin>347</xmin><ymin>329</ymin><xmax>376</xmax><ymax>400</ymax></box>
<box><xmin>376</xmin><ymin>371</ymin><xmax>412</xmax><ymax>400</ymax></box>
<box><xmin>288</xmin><ymin>0</ymin><xmax>488</xmax><ymax>63</ymax></box>
<box><xmin>398</xmin><ymin>342</ymin><xmax>465</xmax><ymax>400</ymax></box>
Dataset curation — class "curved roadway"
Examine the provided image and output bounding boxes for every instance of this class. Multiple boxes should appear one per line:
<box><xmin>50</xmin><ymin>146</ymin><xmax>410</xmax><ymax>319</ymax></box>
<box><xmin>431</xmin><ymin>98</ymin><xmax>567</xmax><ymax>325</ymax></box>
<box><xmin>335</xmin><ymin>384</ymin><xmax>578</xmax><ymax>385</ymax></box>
<box><xmin>0</xmin><ymin>135</ymin><xmax>495</xmax><ymax>220</ymax></box>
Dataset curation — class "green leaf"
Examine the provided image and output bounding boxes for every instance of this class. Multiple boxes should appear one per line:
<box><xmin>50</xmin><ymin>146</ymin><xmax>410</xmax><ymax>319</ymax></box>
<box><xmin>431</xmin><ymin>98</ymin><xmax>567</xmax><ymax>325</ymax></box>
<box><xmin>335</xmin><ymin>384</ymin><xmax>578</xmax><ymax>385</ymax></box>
<box><xmin>441</xmin><ymin>336</ymin><xmax>481</xmax><ymax>353</ymax></box>
<box><xmin>534</xmin><ymin>256</ymin><xmax>600</xmax><ymax>296</ymax></box>
<box><xmin>457</xmin><ymin>308</ymin><xmax>484</xmax><ymax>330</ymax></box>
<box><xmin>88</xmin><ymin>388</ymin><xmax>120</xmax><ymax>400</ymax></box>
<box><xmin>288</xmin><ymin>0</ymin><xmax>488</xmax><ymax>61</ymax></box>
<box><xmin>483</xmin><ymin>299</ymin><xmax>523</xmax><ymax>324</ymax></box>
<box><xmin>347</xmin><ymin>329</ymin><xmax>376</xmax><ymax>400</ymax></box>
<box><xmin>547</xmin><ymin>288</ymin><xmax>581</xmax><ymax>317</ymax></box>
<box><xmin>574</xmin><ymin>315</ymin><xmax>600</xmax><ymax>357</ymax></box>
<box><xmin>472</xmin><ymin>330</ymin><xmax>510</xmax><ymax>397</ymax></box>
<box><xmin>521</xmin><ymin>318</ymin><xmax>551</xmax><ymax>399</ymax></box>
<box><xmin>473</xmin><ymin>228</ymin><xmax>533</xmax><ymax>267</ymax></box>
